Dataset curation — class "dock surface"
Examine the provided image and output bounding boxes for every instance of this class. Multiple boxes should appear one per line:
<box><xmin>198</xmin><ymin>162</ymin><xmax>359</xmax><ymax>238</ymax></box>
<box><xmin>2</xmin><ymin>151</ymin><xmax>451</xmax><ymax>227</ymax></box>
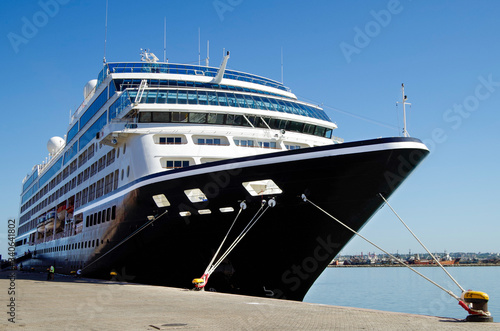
<box><xmin>2</xmin><ymin>270</ymin><xmax>499</xmax><ymax>330</ymax></box>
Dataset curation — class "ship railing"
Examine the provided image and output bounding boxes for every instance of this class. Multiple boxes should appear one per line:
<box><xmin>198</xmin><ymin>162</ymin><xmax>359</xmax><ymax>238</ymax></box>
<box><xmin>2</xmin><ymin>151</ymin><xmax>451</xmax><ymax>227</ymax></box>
<box><xmin>96</xmin><ymin>64</ymin><xmax>110</xmax><ymax>89</ymax></box>
<box><xmin>71</xmin><ymin>83</ymin><xmax>98</xmax><ymax>123</ymax></box>
<box><xmin>195</xmin><ymin>142</ymin><xmax>231</xmax><ymax>146</ymax></box>
<box><xmin>332</xmin><ymin>135</ymin><xmax>344</xmax><ymax>143</ymax></box>
<box><xmin>103</xmin><ymin>62</ymin><xmax>292</xmax><ymax>92</ymax></box>
<box><xmin>38</xmin><ymin>141</ymin><xmax>65</xmax><ymax>173</ymax></box>
<box><xmin>101</xmin><ymin>119</ymin><xmax>139</xmax><ymax>135</ymax></box>
<box><xmin>109</xmin><ymin>90</ymin><xmax>133</xmax><ymax>120</ymax></box>
<box><xmin>235</xmin><ymin>144</ymin><xmax>281</xmax><ymax>150</ymax></box>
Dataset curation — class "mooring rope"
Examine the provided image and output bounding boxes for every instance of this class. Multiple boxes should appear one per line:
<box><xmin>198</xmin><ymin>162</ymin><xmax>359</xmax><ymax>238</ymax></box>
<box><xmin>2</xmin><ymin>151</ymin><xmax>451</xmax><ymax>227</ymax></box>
<box><xmin>82</xmin><ymin>210</ymin><xmax>168</xmax><ymax>271</ymax></box>
<box><xmin>378</xmin><ymin>193</ymin><xmax>466</xmax><ymax>293</ymax></box>
<box><xmin>301</xmin><ymin>194</ymin><xmax>461</xmax><ymax>301</ymax></box>
<box><xmin>206</xmin><ymin>199</ymin><xmax>274</xmax><ymax>277</ymax></box>
<box><xmin>202</xmin><ymin>202</ymin><xmax>246</xmax><ymax>277</ymax></box>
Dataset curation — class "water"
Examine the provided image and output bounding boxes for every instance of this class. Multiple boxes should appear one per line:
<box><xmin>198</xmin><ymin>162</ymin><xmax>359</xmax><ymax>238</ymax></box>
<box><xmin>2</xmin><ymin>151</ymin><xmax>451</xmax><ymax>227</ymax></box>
<box><xmin>304</xmin><ymin>266</ymin><xmax>500</xmax><ymax>319</ymax></box>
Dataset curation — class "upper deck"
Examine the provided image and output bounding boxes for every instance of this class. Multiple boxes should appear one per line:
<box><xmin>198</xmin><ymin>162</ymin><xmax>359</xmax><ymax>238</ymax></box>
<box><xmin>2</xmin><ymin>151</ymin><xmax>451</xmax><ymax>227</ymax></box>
<box><xmin>97</xmin><ymin>62</ymin><xmax>291</xmax><ymax>94</ymax></box>
<box><xmin>20</xmin><ymin>55</ymin><xmax>338</xmax><ymax>211</ymax></box>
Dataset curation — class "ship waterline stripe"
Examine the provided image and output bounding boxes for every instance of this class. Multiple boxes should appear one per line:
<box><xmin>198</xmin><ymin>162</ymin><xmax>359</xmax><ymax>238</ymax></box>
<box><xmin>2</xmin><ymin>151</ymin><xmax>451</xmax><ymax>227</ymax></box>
<box><xmin>74</xmin><ymin>140</ymin><xmax>428</xmax><ymax>215</ymax></box>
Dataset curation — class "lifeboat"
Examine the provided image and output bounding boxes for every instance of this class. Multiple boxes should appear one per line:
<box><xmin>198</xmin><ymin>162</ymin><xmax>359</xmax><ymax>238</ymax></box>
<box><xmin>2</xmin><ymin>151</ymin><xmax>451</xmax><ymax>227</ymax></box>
<box><xmin>66</xmin><ymin>206</ymin><xmax>74</xmax><ymax>219</ymax></box>
<box><xmin>37</xmin><ymin>222</ymin><xmax>45</xmax><ymax>233</ymax></box>
<box><xmin>46</xmin><ymin>211</ymin><xmax>56</xmax><ymax>221</ymax></box>
<box><xmin>57</xmin><ymin>205</ymin><xmax>67</xmax><ymax>221</ymax></box>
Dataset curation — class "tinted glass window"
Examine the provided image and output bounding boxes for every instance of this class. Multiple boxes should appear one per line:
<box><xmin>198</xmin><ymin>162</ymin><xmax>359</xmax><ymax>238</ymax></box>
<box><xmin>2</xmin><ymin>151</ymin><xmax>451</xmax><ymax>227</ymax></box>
<box><xmin>207</xmin><ymin>113</ymin><xmax>225</xmax><ymax>124</ymax></box>
<box><xmin>197</xmin><ymin>91</ymin><xmax>208</xmax><ymax>105</ymax></box>
<box><xmin>187</xmin><ymin>91</ymin><xmax>198</xmax><ymax>104</ymax></box>
<box><xmin>189</xmin><ymin>113</ymin><xmax>207</xmax><ymax>123</ymax></box>
<box><xmin>177</xmin><ymin>91</ymin><xmax>187</xmax><ymax>104</ymax></box>
<box><xmin>152</xmin><ymin>112</ymin><xmax>170</xmax><ymax>122</ymax></box>
<box><xmin>207</xmin><ymin>92</ymin><xmax>218</xmax><ymax>105</ymax></box>
<box><xmin>166</xmin><ymin>91</ymin><xmax>177</xmax><ymax>104</ymax></box>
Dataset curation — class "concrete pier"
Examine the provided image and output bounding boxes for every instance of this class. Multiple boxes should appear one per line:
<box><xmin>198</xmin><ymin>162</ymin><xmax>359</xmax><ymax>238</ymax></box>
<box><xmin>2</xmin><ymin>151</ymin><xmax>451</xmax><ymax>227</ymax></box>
<box><xmin>1</xmin><ymin>270</ymin><xmax>499</xmax><ymax>330</ymax></box>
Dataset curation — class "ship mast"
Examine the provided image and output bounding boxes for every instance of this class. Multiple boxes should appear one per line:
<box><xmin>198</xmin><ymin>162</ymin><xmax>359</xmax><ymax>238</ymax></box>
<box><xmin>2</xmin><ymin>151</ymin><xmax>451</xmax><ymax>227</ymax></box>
<box><xmin>103</xmin><ymin>0</ymin><xmax>108</xmax><ymax>64</ymax></box>
<box><xmin>397</xmin><ymin>83</ymin><xmax>411</xmax><ymax>137</ymax></box>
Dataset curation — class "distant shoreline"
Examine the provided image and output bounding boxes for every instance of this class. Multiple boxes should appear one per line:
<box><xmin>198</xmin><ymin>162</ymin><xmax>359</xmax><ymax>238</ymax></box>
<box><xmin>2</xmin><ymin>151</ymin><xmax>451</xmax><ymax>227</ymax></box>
<box><xmin>328</xmin><ymin>263</ymin><xmax>500</xmax><ymax>268</ymax></box>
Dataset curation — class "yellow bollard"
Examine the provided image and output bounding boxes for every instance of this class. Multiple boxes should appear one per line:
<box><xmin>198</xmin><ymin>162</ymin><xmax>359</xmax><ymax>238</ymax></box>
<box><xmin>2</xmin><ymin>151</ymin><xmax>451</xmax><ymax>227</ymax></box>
<box><xmin>462</xmin><ymin>291</ymin><xmax>493</xmax><ymax>322</ymax></box>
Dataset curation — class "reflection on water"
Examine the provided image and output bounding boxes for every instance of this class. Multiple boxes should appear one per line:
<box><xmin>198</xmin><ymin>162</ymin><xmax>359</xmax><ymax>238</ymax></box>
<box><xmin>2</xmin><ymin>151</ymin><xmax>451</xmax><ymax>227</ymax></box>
<box><xmin>304</xmin><ymin>266</ymin><xmax>500</xmax><ymax>319</ymax></box>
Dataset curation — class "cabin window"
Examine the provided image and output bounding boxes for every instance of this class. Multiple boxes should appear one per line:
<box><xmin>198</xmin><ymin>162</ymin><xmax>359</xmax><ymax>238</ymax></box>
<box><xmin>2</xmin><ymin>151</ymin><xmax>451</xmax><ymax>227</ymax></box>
<box><xmin>165</xmin><ymin>160</ymin><xmax>189</xmax><ymax>169</ymax></box>
<box><xmin>159</xmin><ymin>137</ymin><xmax>182</xmax><ymax>145</ymax></box>
<box><xmin>285</xmin><ymin>145</ymin><xmax>301</xmax><ymax>150</ymax></box>
<box><xmin>197</xmin><ymin>138</ymin><xmax>221</xmax><ymax>145</ymax></box>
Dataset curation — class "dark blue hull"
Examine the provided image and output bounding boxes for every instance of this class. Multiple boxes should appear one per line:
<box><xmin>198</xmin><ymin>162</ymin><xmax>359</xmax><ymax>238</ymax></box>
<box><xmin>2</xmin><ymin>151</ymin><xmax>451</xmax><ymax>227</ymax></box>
<box><xmin>22</xmin><ymin>137</ymin><xmax>428</xmax><ymax>301</ymax></box>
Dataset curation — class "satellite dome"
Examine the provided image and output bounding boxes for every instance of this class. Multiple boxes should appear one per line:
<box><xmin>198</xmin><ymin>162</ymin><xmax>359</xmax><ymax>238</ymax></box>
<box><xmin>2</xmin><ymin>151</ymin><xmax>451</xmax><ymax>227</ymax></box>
<box><xmin>84</xmin><ymin>79</ymin><xmax>98</xmax><ymax>98</ymax></box>
<box><xmin>47</xmin><ymin>136</ymin><xmax>65</xmax><ymax>155</ymax></box>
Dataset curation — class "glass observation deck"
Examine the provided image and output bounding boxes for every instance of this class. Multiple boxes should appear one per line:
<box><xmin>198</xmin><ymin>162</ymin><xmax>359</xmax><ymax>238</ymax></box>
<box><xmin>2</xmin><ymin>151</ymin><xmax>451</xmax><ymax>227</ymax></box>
<box><xmin>121</xmin><ymin>89</ymin><xmax>331</xmax><ymax>122</ymax></box>
<box><xmin>98</xmin><ymin>62</ymin><xmax>291</xmax><ymax>93</ymax></box>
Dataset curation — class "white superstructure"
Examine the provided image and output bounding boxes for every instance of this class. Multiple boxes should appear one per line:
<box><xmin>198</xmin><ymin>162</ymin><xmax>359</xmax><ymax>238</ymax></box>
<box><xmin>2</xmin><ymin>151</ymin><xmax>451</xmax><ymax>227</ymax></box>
<box><xmin>16</xmin><ymin>51</ymin><xmax>341</xmax><ymax>256</ymax></box>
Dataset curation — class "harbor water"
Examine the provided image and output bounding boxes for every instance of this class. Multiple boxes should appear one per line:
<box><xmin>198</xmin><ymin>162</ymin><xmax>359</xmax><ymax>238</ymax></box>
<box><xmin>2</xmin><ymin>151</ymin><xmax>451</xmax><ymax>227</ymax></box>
<box><xmin>304</xmin><ymin>266</ymin><xmax>500</xmax><ymax>320</ymax></box>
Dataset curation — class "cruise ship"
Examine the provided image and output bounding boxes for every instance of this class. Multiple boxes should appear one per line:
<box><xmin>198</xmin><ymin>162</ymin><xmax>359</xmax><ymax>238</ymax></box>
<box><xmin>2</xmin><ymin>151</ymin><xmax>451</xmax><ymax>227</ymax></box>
<box><xmin>14</xmin><ymin>50</ymin><xmax>429</xmax><ymax>301</ymax></box>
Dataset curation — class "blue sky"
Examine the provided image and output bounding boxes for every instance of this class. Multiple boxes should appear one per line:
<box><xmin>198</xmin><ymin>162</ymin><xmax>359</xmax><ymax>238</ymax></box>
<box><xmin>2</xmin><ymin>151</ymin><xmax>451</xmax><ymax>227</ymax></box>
<box><xmin>1</xmin><ymin>0</ymin><xmax>499</xmax><ymax>260</ymax></box>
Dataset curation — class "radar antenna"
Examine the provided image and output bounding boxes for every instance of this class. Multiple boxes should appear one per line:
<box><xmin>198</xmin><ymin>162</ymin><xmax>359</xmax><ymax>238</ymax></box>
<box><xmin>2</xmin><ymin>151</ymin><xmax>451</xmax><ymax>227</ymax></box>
<box><xmin>140</xmin><ymin>49</ymin><xmax>159</xmax><ymax>63</ymax></box>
